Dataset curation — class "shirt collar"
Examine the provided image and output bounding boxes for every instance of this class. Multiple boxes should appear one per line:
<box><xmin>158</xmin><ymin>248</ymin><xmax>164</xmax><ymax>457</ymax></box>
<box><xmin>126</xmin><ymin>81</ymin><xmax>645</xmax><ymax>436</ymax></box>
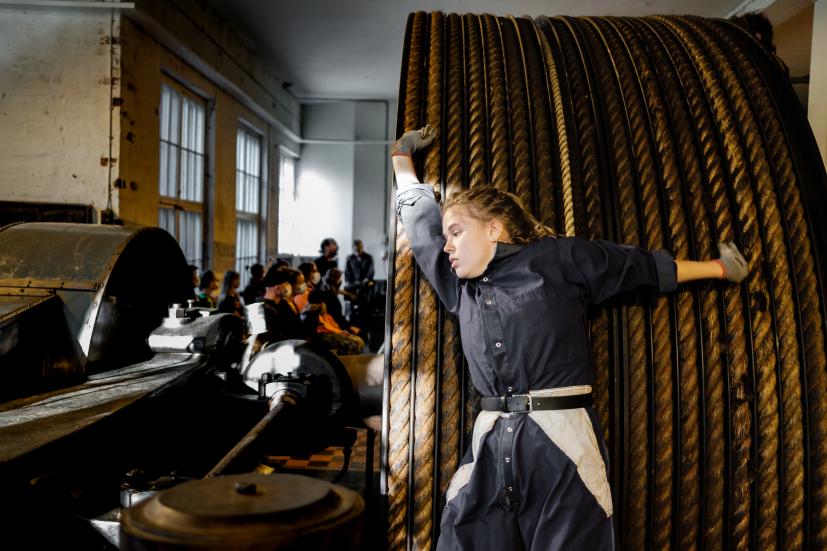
<box><xmin>464</xmin><ymin>241</ymin><xmax>523</xmax><ymax>282</ymax></box>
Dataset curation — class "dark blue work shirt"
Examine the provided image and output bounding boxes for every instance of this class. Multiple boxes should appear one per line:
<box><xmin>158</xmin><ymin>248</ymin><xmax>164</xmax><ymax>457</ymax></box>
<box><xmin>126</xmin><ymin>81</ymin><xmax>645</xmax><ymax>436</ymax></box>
<box><xmin>397</xmin><ymin>184</ymin><xmax>677</xmax><ymax>397</ymax></box>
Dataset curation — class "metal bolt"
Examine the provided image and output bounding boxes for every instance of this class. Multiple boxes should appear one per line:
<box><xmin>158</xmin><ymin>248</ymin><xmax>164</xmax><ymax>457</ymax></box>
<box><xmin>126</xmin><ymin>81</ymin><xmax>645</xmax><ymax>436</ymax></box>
<box><xmin>505</xmin><ymin>457</ymin><xmax>510</xmax><ymax>463</ymax></box>
<box><xmin>495</xmin><ymin>342</ymin><xmax>502</xmax><ymax>348</ymax></box>
<box><xmin>507</xmin><ymin>427</ymin><xmax>513</xmax><ymax>433</ymax></box>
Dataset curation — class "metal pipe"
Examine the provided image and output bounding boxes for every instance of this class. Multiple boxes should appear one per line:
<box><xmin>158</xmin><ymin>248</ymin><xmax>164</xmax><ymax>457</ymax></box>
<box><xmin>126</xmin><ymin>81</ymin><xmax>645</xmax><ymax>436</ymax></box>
<box><xmin>204</xmin><ymin>392</ymin><xmax>298</xmax><ymax>478</ymax></box>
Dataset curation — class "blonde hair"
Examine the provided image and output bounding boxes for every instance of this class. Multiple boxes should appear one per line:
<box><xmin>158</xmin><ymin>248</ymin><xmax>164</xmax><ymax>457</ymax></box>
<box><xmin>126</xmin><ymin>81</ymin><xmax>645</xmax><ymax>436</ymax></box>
<box><xmin>442</xmin><ymin>187</ymin><xmax>556</xmax><ymax>244</ymax></box>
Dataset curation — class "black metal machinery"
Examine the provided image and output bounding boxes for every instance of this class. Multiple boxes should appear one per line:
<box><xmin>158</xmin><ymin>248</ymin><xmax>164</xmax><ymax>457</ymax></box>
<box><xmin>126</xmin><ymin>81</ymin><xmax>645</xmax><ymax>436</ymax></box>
<box><xmin>0</xmin><ymin>222</ymin><xmax>381</xmax><ymax>549</ymax></box>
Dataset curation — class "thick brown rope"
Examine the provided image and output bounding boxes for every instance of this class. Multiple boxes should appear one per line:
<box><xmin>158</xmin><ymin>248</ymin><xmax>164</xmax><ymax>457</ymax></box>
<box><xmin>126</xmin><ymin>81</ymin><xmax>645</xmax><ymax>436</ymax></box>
<box><xmin>704</xmin><ymin>21</ymin><xmax>816</xmax><ymax>548</ymax></box>
<box><xmin>438</xmin><ymin>12</ymin><xmax>464</xmax><ymax>499</ymax></box>
<box><xmin>633</xmin><ymin>16</ymin><xmax>727</xmax><ymax>550</ymax></box>
<box><xmin>581</xmin><ymin>18</ymin><xmax>648</xmax><ymax>548</ymax></box>
<box><xmin>685</xmin><ymin>16</ymin><xmax>805</xmax><ymax>551</ymax></box>
<box><xmin>554</xmin><ymin>17</ymin><xmax>594</xmax><ymax>237</ymax></box>
<box><xmin>593</xmin><ymin>16</ymin><xmax>676</xmax><ymax>549</ymax></box>
<box><xmin>481</xmin><ymin>14</ymin><xmax>510</xmax><ymax>193</ymax></box>
<box><xmin>465</xmin><ymin>14</ymin><xmax>487</xmax><ymax>190</ymax></box>
<box><xmin>500</xmin><ymin>17</ymin><xmax>533</xmax><ymax>207</ymax></box>
<box><xmin>410</xmin><ymin>12</ymin><xmax>443</xmax><ymax>551</ymax></box>
<box><xmin>715</xmin><ymin>20</ymin><xmax>827</xmax><ymax>547</ymax></box>
<box><xmin>535</xmin><ymin>18</ymin><xmax>574</xmax><ymax>235</ymax></box>
<box><xmin>612</xmin><ymin>17</ymin><xmax>703</xmax><ymax>549</ymax></box>
<box><xmin>513</xmin><ymin>16</ymin><xmax>555</xmax><ymax>229</ymax></box>
<box><xmin>647</xmin><ymin>17</ymin><xmax>754</xmax><ymax>550</ymax></box>
<box><xmin>388</xmin><ymin>12</ymin><xmax>426</xmax><ymax>551</ymax></box>
<box><xmin>662</xmin><ymin>16</ymin><xmax>781</xmax><ymax>551</ymax></box>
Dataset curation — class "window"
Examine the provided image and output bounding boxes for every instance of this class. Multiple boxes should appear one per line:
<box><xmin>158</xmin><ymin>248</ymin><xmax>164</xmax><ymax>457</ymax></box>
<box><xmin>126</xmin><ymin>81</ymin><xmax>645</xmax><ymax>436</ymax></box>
<box><xmin>235</xmin><ymin>127</ymin><xmax>263</xmax><ymax>286</ymax></box>
<box><xmin>278</xmin><ymin>152</ymin><xmax>297</xmax><ymax>255</ymax></box>
<box><xmin>158</xmin><ymin>82</ymin><xmax>206</xmax><ymax>267</ymax></box>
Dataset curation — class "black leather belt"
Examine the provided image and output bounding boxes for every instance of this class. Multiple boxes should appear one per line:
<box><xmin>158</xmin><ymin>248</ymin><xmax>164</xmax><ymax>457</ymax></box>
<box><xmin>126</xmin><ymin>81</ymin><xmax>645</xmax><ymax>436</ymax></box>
<box><xmin>481</xmin><ymin>392</ymin><xmax>593</xmax><ymax>412</ymax></box>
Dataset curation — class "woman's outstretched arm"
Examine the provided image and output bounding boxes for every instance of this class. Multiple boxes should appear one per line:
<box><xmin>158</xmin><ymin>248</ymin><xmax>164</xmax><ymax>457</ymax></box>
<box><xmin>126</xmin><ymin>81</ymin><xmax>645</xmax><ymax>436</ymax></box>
<box><xmin>676</xmin><ymin>242</ymin><xmax>749</xmax><ymax>284</ymax></box>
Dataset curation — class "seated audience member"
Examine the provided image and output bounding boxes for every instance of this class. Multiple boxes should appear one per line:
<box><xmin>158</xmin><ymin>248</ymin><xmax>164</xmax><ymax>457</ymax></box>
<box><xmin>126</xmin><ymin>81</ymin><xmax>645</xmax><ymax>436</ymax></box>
<box><xmin>322</xmin><ymin>268</ymin><xmax>359</xmax><ymax>334</ymax></box>
<box><xmin>195</xmin><ymin>270</ymin><xmax>219</xmax><ymax>308</ymax></box>
<box><xmin>298</xmin><ymin>262</ymin><xmax>321</xmax><ymax>289</ymax></box>
<box><xmin>217</xmin><ymin>270</ymin><xmax>245</xmax><ymax>318</ymax></box>
<box><xmin>283</xmin><ymin>265</ymin><xmax>310</xmax><ymax>313</ymax></box>
<box><xmin>305</xmin><ymin>289</ymin><xmax>365</xmax><ymax>356</ymax></box>
<box><xmin>241</xmin><ymin>263</ymin><xmax>265</xmax><ymax>305</ymax></box>
<box><xmin>261</xmin><ymin>266</ymin><xmax>303</xmax><ymax>340</ymax></box>
<box><xmin>274</xmin><ymin>258</ymin><xmax>290</xmax><ymax>270</ymax></box>
<box><xmin>188</xmin><ymin>264</ymin><xmax>200</xmax><ymax>300</ymax></box>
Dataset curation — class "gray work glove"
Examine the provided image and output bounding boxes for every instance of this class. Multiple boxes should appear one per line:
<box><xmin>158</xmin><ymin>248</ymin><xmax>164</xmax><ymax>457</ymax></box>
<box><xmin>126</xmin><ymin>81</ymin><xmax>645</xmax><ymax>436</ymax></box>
<box><xmin>391</xmin><ymin>125</ymin><xmax>436</xmax><ymax>156</ymax></box>
<box><xmin>716</xmin><ymin>241</ymin><xmax>749</xmax><ymax>283</ymax></box>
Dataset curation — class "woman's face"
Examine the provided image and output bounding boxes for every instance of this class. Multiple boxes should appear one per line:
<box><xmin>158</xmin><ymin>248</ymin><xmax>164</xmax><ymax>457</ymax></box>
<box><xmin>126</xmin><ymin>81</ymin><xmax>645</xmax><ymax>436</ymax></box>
<box><xmin>442</xmin><ymin>206</ymin><xmax>500</xmax><ymax>279</ymax></box>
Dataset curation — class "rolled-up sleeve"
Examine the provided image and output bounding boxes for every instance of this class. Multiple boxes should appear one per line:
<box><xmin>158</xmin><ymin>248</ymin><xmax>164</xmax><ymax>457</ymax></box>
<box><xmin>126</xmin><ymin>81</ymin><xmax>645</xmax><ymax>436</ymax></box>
<box><xmin>395</xmin><ymin>183</ymin><xmax>459</xmax><ymax>313</ymax></box>
<box><xmin>557</xmin><ymin>237</ymin><xmax>677</xmax><ymax>306</ymax></box>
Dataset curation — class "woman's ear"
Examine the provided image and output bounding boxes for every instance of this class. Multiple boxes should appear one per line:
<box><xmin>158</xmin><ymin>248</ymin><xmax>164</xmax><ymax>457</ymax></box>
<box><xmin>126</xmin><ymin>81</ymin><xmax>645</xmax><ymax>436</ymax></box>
<box><xmin>489</xmin><ymin>218</ymin><xmax>504</xmax><ymax>242</ymax></box>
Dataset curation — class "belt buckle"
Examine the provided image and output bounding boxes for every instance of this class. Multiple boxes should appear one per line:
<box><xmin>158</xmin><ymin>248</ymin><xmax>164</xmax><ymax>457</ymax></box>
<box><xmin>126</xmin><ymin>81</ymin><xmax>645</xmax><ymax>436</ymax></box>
<box><xmin>505</xmin><ymin>394</ymin><xmax>530</xmax><ymax>412</ymax></box>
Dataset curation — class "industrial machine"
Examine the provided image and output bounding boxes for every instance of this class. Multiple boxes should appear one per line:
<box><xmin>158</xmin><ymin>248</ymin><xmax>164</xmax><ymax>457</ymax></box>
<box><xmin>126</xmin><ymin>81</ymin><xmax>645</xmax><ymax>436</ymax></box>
<box><xmin>0</xmin><ymin>222</ymin><xmax>380</xmax><ymax>549</ymax></box>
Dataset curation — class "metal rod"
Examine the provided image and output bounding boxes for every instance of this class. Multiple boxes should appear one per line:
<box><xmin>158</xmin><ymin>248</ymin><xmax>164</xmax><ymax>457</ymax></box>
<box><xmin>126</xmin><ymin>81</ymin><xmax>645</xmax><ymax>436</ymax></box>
<box><xmin>204</xmin><ymin>393</ymin><xmax>297</xmax><ymax>479</ymax></box>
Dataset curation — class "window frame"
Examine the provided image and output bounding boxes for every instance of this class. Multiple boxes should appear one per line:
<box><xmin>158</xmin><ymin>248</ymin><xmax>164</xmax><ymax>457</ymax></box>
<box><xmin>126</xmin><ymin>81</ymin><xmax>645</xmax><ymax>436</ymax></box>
<box><xmin>157</xmin><ymin>75</ymin><xmax>212</xmax><ymax>269</ymax></box>
<box><xmin>235</xmin><ymin>121</ymin><xmax>267</xmax><ymax>286</ymax></box>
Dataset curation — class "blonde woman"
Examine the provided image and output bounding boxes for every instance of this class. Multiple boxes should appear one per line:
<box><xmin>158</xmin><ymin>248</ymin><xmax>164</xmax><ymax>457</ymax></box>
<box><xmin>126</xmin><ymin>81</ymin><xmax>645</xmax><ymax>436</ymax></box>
<box><xmin>392</xmin><ymin>126</ymin><xmax>747</xmax><ymax>550</ymax></box>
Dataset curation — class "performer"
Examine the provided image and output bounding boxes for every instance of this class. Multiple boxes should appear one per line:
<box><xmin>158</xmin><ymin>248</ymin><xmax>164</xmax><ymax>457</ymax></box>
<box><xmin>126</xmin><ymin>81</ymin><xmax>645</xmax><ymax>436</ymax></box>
<box><xmin>391</xmin><ymin>126</ymin><xmax>748</xmax><ymax>550</ymax></box>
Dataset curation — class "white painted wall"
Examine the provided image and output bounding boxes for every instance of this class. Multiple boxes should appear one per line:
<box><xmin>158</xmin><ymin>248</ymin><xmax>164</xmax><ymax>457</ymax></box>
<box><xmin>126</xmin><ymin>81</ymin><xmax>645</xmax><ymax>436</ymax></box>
<box><xmin>0</xmin><ymin>8</ymin><xmax>116</xmax><ymax>213</ymax></box>
<box><xmin>810</xmin><ymin>0</ymin><xmax>827</xmax><ymax>165</ymax></box>
<box><xmin>295</xmin><ymin>102</ymin><xmax>356</xmax><ymax>263</ymax></box>
<box><xmin>294</xmin><ymin>100</ymin><xmax>391</xmax><ymax>279</ymax></box>
<box><xmin>353</xmin><ymin>101</ymin><xmax>390</xmax><ymax>280</ymax></box>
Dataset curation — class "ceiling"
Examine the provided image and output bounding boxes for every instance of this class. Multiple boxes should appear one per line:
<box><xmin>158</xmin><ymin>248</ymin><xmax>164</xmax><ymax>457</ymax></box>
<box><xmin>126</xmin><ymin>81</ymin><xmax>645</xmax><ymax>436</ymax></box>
<box><xmin>204</xmin><ymin>0</ymin><xmax>752</xmax><ymax>101</ymax></box>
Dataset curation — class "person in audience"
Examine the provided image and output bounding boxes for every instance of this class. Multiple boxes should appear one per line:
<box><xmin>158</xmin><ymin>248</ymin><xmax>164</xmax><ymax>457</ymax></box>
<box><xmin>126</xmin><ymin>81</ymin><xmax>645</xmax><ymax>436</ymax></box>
<box><xmin>242</xmin><ymin>263</ymin><xmax>265</xmax><ymax>305</ymax></box>
<box><xmin>305</xmin><ymin>288</ymin><xmax>365</xmax><ymax>355</ymax></box>
<box><xmin>217</xmin><ymin>270</ymin><xmax>245</xmax><ymax>318</ymax></box>
<box><xmin>261</xmin><ymin>266</ymin><xmax>303</xmax><ymax>340</ymax></box>
<box><xmin>345</xmin><ymin>239</ymin><xmax>374</xmax><ymax>290</ymax></box>
<box><xmin>188</xmin><ymin>264</ymin><xmax>200</xmax><ymax>300</ymax></box>
<box><xmin>345</xmin><ymin>239</ymin><xmax>375</xmax><ymax>333</ymax></box>
<box><xmin>314</xmin><ymin>237</ymin><xmax>339</xmax><ymax>278</ymax></box>
<box><xmin>322</xmin><ymin>268</ymin><xmax>360</xmax><ymax>335</ymax></box>
<box><xmin>195</xmin><ymin>270</ymin><xmax>219</xmax><ymax>308</ymax></box>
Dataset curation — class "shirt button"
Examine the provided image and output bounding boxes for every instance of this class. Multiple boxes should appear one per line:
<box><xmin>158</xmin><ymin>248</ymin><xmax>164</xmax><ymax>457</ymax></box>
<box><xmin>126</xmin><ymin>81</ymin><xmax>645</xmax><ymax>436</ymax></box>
<box><xmin>508</xmin><ymin>486</ymin><xmax>513</xmax><ymax>492</ymax></box>
<box><xmin>505</xmin><ymin>457</ymin><xmax>511</xmax><ymax>463</ymax></box>
<box><xmin>507</xmin><ymin>386</ymin><xmax>513</xmax><ymax>392</ymax></box>
<box><xmin>482</xmin><ymin>277</ymin><xmax>489</xmax><ymax>282</ymax></box>
<box><xmin>485</xmin><ymin>299</ymin><xmax>493</xmax><ymax>305</ymax></box>
<box><xmin>507</xmin><ymin>427</ymin><xmax>513</xmax><ymax>433</ymax></box>
<box><xmin>495</xmin><ymin>342</ymin><xmax>502</xmax><ymax>348</ymax></box>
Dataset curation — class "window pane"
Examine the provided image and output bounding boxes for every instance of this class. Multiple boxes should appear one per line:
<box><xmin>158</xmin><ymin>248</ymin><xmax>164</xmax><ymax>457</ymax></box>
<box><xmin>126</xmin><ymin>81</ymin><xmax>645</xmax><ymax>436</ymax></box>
<box><xmin>160</xmin><ymin>86</ymin><xmax>171</xmax><ymax>142</ymax></box>
<box><xmin>169</xmin><ymin>89</ymin><xmax>180</xmax><ymax>146</ymax></box>
<box><xmin>159</xmin><ymin>207</ymin><xmax>175</xmax><ymax>235</ymax></box>
<box><xmin>159</xmin><ymin>142</ymin><xmax>169</xmax><ymax>197</ymax></box>
<box><xmin>236</xmin><ymin>218</ymin><xmax>258</xmax><ymax>288</ymax></box>
<box><xmin>278</xmin><ymin>155</ymin><xmax>295</xmax><ymax>255</ymax></box>
<box><xmin>193</xmin><ymin>155</ymin><xmax>203</xmax><ymax>203</ymax></box>
<box><xmin>180</xmin><ymin>210</ymin><xmax>202</xmax><ymax>267</ymax></box>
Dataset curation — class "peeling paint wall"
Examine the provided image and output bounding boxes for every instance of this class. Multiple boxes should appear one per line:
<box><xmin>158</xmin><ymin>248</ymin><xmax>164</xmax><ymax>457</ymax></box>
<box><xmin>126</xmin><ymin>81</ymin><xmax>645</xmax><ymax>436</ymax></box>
<box><xmin>0</xmin><ymin>8</ymin><xmax>119</xmax><ymax>215</ymax></box>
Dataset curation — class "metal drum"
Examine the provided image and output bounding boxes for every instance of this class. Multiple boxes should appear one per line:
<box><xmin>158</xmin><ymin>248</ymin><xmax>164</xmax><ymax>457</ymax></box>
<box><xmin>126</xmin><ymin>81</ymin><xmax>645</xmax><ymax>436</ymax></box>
<box><xmin>0</xmin><ymin>222</ymin><xmax>190</xmax><ymax>401</ymax></box>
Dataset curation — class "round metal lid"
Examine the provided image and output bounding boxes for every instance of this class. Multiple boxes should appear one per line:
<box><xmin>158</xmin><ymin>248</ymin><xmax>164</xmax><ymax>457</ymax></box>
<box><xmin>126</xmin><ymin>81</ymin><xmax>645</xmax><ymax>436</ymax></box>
<box><xmin>158</xmin><ymin>473</ymin><xmax>331</xmax><ymax>518</ymax></box>
<box><xmin>121</xmin><ymin>473</ymin><xmax>364</xmax><ymax>549</ymax></box>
